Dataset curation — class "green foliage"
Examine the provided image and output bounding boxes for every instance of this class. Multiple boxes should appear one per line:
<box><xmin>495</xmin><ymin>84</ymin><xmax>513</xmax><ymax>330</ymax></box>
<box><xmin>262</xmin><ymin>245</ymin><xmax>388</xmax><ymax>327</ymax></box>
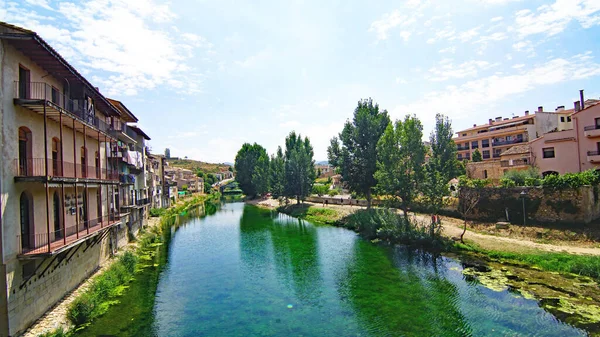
<box><xmin>328</xmin><ymin>189</ymin><xmax>340</xmax><ymax>197</ymax></box>
<box><xmin>39</xmin><ymin>327</ymin><xmax>69</xmax><ymax>337</ymax></box>
<box><xmin>149</xmin><ymin>208</ymin><xmax>166</xmax><ymax>217</ymax></box>
<box><xmin>459</xmin><ymin>176</ymin><xmax>490</xmax><ymax>188</ymax></box>
<box><xmin>269</xmin><ymin>146</ymin><xmax>286</xmax><ymax>197</ymax></box>
<box><xmin>541</xmin><ymin>170</ymin><xmax>600</xmax><ymax>189</ymax></box>
<box><xmin>278</xmin><ymin>204</ymin><xmax>343</xmax><ymax>225</ymax></box>
<box><xmin>345</xmin><ymin>209</ymin><xmax>447</xmax><ymax>248</ymax></box>
<box><xmin>284</xmin><ymin>132</ymin><xmax>316</xmax><ymax>203</ymax></box>
<box><xmin>471</xmin><ymin>148</ymin><xmax>483</xmax><ymax>162</ymax></box>
<box><xmin>421</xmin><ymin>163</ymin><xmax>449</xmax><ymax>215</ymax></box>
<box><xmin>328</xmin><ymin>98</ymin><xmax>391</xmax><ymax>207</ymax></box>
<box><xmin>503</xmin><ymin>167</ymin><xmax>540</xmax><ymax>186</ymax></box>
<box><xmin>499</xmin><ymin>178</ymin><xmax>516</xmax><ymax>187</ymax></box>
<box><xmin>181</xmin><ymin>184</ymin><xmax>188</xmax><ymax>191</ymax></box>
<box><xmin>234</xmin><ymin>143</ymin><xmax>270</xmax><ymax>197</ymax></box>
<box><xmin>66</xmin><ymin>251</ymin><xmax>138</xmax><ymax>327</ymax></box>
<box><xmin>312</xmin><ymin>184</ymin><xmax>330</xmax><ymax>196</ymax></box>
<box><xmin>164</xmin><ymin>148</ymin><xmax>170</xmax><ymax>159</ymax></box>
<box><xmin>375</xmin><ymin>114</ymin><xmax>426</xmax><ymax>217</ymax></box>
<box><xmin>429</xmin><ymin>113</ymin><xmax>461</xmax><ymax>182</ymax></box>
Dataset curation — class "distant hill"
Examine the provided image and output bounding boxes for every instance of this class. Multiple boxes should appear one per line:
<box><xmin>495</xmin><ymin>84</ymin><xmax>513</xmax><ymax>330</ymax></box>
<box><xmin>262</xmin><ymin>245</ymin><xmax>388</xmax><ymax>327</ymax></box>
<box><xmin>316</xmin><ymin>160</ymin><xmax>329</xmax><ymax>165</ymax></box>
<box><xmin>167</xmin><ymin>158</ymin><xmax>232</xmax><ymax>174</ymax></box>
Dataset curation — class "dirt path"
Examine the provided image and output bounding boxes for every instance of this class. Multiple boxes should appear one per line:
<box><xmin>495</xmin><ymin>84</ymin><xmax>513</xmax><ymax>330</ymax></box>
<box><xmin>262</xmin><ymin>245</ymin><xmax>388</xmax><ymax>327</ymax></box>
<box><xmin>252</xmin><ymin>199</ymin><xmax>600</xmax><ymax>256</ymax></box>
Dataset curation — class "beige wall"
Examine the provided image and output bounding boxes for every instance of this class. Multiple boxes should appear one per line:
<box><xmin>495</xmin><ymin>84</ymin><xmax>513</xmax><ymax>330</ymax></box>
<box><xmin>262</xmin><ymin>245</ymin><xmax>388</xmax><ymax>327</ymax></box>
<box><xmin>530</xmin><ymin>129</ymin><xmax>579</xmax><ymax>175</ymax></box>
<box><xmin>1</xmin><ymin>40</ymin><xmax>126</xmax><ymax>336</ymax></box>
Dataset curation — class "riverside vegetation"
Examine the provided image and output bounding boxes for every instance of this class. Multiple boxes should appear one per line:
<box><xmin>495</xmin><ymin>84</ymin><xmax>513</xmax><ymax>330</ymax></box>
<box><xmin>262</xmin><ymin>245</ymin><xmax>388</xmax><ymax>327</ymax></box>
<box><xmin>39</xmin><ymin>194</ymin><xmax>219</xmax><ymax>337</ymax></box>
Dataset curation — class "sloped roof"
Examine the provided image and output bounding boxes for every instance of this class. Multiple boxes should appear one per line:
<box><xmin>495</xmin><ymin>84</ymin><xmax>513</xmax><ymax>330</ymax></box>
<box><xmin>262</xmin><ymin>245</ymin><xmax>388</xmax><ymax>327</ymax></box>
<box><xmin>129</xmin><ymin>125</ymin><xmax>151</xmax><ymax>140</ymax></box>
<box><xmin>457</xmin><ymin>114</ymin><xmax>534</xmax><ymax>133</ymax></box>
<box><xmin>500</xmin><ymin>145</ymin><xmax>530</xmax><ymax>156</ymax></box>
<box><xmin>107</xmin><ymin>98</ymin><xmax>138</xmax><ymax>122</ymax></box>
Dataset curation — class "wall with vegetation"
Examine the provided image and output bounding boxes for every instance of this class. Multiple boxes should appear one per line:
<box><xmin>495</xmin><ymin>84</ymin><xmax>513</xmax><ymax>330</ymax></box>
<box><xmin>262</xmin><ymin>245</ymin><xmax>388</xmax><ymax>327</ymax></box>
<box><xmin>463</xmin><ymin>186</ymin><xmax>600</xmax><ymax>224</ymax></box>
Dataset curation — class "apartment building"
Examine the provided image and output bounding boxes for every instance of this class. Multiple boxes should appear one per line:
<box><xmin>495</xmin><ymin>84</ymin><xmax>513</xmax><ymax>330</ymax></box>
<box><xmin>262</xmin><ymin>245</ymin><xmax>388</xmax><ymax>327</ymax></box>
<box><xmin>148</xmin><ymin>154</ymin><xmax>169</xmax><ymax>209</ymax></box>
<box><xmin>531</xmin><ymin>97</ymin><xmax>600</xmax><ymax>175</ymax></box>
<box><xmin>455</xmin><ymin>107</ymin><xmax>572</xmax><ymax>161</ymax></box>
<box><xmin>0</xmin><ymin>22</ymin><xmax>129</xmax><ymax>335</ymax></box>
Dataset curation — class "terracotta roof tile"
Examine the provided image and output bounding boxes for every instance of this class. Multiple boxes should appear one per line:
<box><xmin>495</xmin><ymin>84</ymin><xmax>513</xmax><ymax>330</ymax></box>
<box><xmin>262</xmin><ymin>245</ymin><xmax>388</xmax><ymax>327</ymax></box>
<box><xmin>500</xmin><ymin>145</ymin><xmax>530</xmax><ymax>156</ymax></box>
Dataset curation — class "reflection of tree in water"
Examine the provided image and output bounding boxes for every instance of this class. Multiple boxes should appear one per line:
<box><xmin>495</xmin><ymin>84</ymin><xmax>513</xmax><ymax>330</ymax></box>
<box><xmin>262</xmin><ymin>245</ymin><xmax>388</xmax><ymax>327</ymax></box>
<box><xmin>339</xmin><ymin>241</ymin><xmax>472</xmax><ymax>336</ymax></box>
<box><xmin>239</xmin><ymin>205</ymin><xmax>274</xmax><ymax>272</ymax></box>
<box><xmin>268</xmin><ymin>216</ymin><xmax>323</xmax><ymax>305</ymax></box>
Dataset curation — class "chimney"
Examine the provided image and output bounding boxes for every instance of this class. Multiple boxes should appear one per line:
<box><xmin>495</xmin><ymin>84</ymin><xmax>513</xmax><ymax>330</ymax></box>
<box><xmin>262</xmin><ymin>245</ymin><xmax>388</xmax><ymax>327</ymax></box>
<box><xmin>575</xmin><ymin>101</ymin><xmax>581</xmax><ymax>112</ymax></box>
<box><xmin>538</xmin><ymin>106</ymin><xmax>543</xmax><ymax>112</ymax></box>
<box><xmin>495</xmin><ymin>116</ymin><xmax>502</xmax><ymax>122</ymax></box>
<box><xmin>580</xmin><ymin>89</ymin><xmax>585</xmax><ymax>109</ymax></box>
<box><xmin>556</xmin><ymin>106</ymin><xmax>565</xmax><ymax>112</ymax></box>
<box><xmin>524</xmin><ymin>110</ymin><xmax>529</xmax><ymax>116</ymax></box>
<box><xmin>489</xmin><ymin>118</ymin><xmax>493</xmax><ymax>125</ymax></box>
<box><xmin>473</xmin><ymin>124</ymin><xmax>476</xmax><ymax>127</ymax></box>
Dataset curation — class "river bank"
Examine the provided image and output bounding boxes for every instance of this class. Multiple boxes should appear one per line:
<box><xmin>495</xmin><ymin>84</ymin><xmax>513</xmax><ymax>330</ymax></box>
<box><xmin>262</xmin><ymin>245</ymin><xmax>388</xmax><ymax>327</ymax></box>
<box><xmin>35</xmin><ymin>194</ymin><xmax>218</xmax><ymax>337</ymax></box>
<box><xmin>252</xmin><ymin>198</ymin><xmax>600</xmax><ymax>333</ymax></box>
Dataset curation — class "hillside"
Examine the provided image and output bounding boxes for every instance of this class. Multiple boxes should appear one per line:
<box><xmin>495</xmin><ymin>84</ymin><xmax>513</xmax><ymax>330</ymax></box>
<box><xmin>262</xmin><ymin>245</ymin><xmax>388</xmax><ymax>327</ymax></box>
<box><xmin>167</xmin><ymin>158</ymin><xmax>232</xmax><ymax>174</ymax></box>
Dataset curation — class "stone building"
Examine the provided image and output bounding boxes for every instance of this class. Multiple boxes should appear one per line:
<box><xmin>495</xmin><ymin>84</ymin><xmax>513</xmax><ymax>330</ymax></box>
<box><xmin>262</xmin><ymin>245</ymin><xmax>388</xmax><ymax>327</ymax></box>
<box><xmin>0</xmin><ymin>22</ymin><xmax>133</xmax><ymax>335</ymax></box>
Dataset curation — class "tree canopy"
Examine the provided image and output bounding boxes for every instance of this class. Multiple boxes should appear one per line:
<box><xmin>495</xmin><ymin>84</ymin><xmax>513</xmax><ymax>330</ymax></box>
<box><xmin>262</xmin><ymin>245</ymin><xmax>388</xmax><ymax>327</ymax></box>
<box><xmin>284</xmin><ymin>132</ymin><xmax>316</xmax><ymax>203</ymax></box>
<box><xmin>234</xmin><ymin>143</ymin><xmax>270</xmax><ymax>197</ymax></box>
<box><xmin>375</xmin><ymin>114</ymin><xmax>426</xmax><ymax>219</ymax></box>
<box><xmin>270</xmin><ymin>146</ymin><xmax>286</xmax><ymax>197</ymax></box>
<box><xmin>328</xmin><ymin>98</ymin><xmax>390</xmax><ymax>208</ymax></box>
<box><xmin>472</xmin><ymin>148</ymin><xmax>482</xmax><ymax>162</ymax></box>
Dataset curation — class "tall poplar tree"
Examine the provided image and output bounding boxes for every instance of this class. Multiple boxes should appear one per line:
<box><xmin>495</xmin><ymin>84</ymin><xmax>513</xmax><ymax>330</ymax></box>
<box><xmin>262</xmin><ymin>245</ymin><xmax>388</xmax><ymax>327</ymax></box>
<box><xmin>270</xmin><ymin>146</ymin><xmax>286</xmax><ymax>197</ymax></box>
<box><xmin>328</xmin><ymin>98</ymin><xmax>390</xmax><ymax>208</ymax></box>
<box><xmin>234</xmin><ymin>143</ymin><xmax>270</xmax><ymax>197</ymax></box>
<box><xmin>284</xmin><ymin>132</ymin><xmax>316</xmax><ymax>204</ymax></box>
<box><xmin>375</xmin><ymin>114</ymin><xmax>426</xmax><ymax>220</ymax></box>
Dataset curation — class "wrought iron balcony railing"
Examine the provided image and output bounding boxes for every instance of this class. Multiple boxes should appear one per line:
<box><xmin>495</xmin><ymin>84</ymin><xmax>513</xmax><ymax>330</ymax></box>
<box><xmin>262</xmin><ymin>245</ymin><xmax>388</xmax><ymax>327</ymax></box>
<box><xmin>14</xmin><ymin>158</ymin><xmax>118</xmax><ymax>181</ymax></box>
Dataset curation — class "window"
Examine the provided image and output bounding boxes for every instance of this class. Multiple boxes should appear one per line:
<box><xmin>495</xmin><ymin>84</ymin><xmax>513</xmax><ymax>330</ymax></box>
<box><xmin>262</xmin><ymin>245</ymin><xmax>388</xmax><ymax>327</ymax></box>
<box><xmin>482</xmin><ymin>139</ymin><xmax>489</xmax><ymax>148</ymax></box>
<box><xmin>596</xmin><ymin>118</ymin><xmax>600</xmax><ymax>128</ymax></box>
<box><xmin>560</xmin><ymin>116</ymin><xmax>565</xmax><ymax>122</ymax></box>
<box><xmin>482</xmin><ymin>150</ymin><xmax>490</xmax><ymax>159</ymax></box>
<box><xmin>567</xmin><ymin>116</ymin><xmax>572</xmax><ymax>122</ymax></box>
<box><xmin>543</xmin><ymin>147</ymin><xmax>555</xmax><ymax>158</ymax></box>
<box><xmin>484</xmin><ymin>170</ymin><xmax>488</xmax><ymax>179</ymax></box>
<box><xmin>53</xmin><ymin>191</ymin><xmax>62</xmax><ymax>239</ymax></box>
<box><xmin>20</xmin><ymin>191</ymin><xmax>33</xmax><ymax>250</ymax></box>
<box><xmin>18</xmin><ymin>127</ymin><xmax>32</xmax><ymax>176</ymax></box>
<box><xmin>51</xmin><ymin>86</ymin><xmax>59</xmax><ymax>105</ymax></box>
<box><xmin>81</xmin><ymin>147</ymin><xmax>87</xmax><ymax>177</ymax></box>
<box><xmin>462</xmin><ymin>133</ymin><xmax>467</xmax><ymax>137</ymax></box>
<box><xmin>457</xmin><ymin>153</ymin><xmax>463</xmax><ymax>160</ymax></box>
<box><xmin>471</xmin><ymin>141</ymin><xmax>478</xmax><ymax>149</ymax></box>
<box><xmin>52</xmin><ymin>138</ymin><xmax>61</xmax><ymax>176</ymax></box>
<box><xmin>18</xmin><ymin>65</ymin><xmax>31</xmax><ymax>99</ymax></box>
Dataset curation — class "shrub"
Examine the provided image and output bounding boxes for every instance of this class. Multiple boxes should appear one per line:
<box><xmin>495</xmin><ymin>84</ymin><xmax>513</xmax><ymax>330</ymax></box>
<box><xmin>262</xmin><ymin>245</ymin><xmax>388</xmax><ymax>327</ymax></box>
<box><xmin>541</xmin><ymin>169</ymin><xmax>600</xmax><ymax>189</ymax></box>
<box><xmin>119</xmin><ymin>251</ymin><xmax>138</xmax><ymax>274</ymax></box>
<box><xmin>503</xmin><ymin>167</ymin><xmax>540</xmax><ymax>186</ymax></box>
<box><xmin>312</xmin><ymin>184</ymin><xmax>330</xmax><ymax>196</ymax></box>
<box><xmin>149</xmin><ymin>208</ymin><xmax>166</xmax><ymax>217</ymax></box>
<box><xmin>328</xmin><ymin>189</ymin><xmax>339</xmax><ymax>197</ymax></box>
<box><xmin>67</xmin><ymin>293</ymin><xmax>97</xmax><ymax>326</ymax></box>
<box><xmin>499</xmin><ymin>178</ymin><xmax>516</xmax><ymax>188</ymax></box>
<box><xmin>38</xmin><ymin>327</ymin><xmax>68</xmax><ymax>337</ymax></box>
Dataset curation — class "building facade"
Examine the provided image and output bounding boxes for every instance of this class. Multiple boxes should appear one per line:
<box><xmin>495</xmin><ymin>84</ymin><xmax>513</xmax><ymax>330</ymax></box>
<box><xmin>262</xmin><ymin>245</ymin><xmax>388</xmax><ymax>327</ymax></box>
<box><xmin>0</xmin><ymin>23</ymin><xmax>129</xmax><ymax>335</ymax></box>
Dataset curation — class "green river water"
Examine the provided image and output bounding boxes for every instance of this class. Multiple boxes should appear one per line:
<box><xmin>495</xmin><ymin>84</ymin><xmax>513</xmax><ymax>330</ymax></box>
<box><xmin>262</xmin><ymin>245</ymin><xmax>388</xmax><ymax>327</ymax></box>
<box><xmin>77</xmin><ymin>202</ymin><xmax>591</xmax><ymax>336</ymax></box>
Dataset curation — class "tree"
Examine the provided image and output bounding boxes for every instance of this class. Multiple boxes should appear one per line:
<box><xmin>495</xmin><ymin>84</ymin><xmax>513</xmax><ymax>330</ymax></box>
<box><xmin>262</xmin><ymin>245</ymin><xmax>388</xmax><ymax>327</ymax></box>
<box><xmin>234</xmin><ymin>143</ymin><xmax>270</xmax><ymax>197</ymax></box>
<box><xmin>165</xmin><ymin>148</ymin><xmax>171</xmax><ymax>159</ymax></box>
<box><xmin>472</xmin><ymin>148</ymin><xmax>482</xmax><ymax>162</ymax></box>
<box><xmin>327</xmin><ymin>98</ymin><xmax>391</xmax><ymax>208</ymax></box>
<box><xmin>284</xmin><ymin>132</ymin><xmax>316</xmax><ymax>204</ymax></box>
<box><xmin>228</xmin><ymin>166</ymin><xmax>233</xmax><ymax>172</ymax></box>
<box><xmin>269</xmin><ymin>146</ymin><xmax>286</xmax><ymax>197</ymax></box>
<box><xmin>429</xmin><ymin>113</ymin><xmax>461</xmax><ymax>182</ymax></box>
<box><xmin>375</xmin><ymin>114</ymin><xmax>426</xmax><ymax>220</ymax></box>
<box><xmin>457</xmin><ymin>181</ymin><xmax>481</xmax><ymax>244</ymax></box>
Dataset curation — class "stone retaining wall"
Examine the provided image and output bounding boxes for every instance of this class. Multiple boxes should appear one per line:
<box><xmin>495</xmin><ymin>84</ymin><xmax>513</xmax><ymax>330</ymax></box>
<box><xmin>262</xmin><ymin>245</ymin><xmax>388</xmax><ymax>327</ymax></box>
<box><xmin>462</xmin><ymin>186</ymin><xmax>600</xmax><ymax>224</ymax></box>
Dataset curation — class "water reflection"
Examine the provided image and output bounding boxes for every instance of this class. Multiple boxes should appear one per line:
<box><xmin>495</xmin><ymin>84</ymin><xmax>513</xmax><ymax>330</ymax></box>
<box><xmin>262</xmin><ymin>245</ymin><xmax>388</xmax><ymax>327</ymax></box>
<box><xmin>153</xmin><ymin>203</ymin><xmax>588</xmax><ymax>337</ymax></box>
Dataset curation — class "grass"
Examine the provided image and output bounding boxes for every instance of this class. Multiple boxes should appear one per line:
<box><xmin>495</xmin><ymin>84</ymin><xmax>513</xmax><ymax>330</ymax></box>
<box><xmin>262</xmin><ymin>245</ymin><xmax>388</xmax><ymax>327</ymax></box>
<box><xmin>455</xmin><ymin>242</ymin><xmax>600</xmax><ymax>280</ymax></box>
<box><xmin>278</xmin><ymin>204</ymin><xmax>344</xmax><ymax>225</ymax></box>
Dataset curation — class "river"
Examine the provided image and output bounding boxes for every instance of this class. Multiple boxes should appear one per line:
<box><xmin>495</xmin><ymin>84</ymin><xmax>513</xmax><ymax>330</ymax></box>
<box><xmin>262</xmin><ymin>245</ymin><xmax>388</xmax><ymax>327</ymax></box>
<box><xmin>142</xmin><ymin>202</ymin><xmax>585</xmax><ymax>336</ymax></box>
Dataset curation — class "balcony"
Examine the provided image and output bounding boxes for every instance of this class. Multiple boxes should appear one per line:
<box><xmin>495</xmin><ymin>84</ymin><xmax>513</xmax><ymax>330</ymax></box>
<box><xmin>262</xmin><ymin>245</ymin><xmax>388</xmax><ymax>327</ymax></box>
<box><xmin>584</xmin><ymin>125</ymin><xmax>600</xmax><ymax>138</ymax></box>
<box><xmin>493</xmin><ymin>153</ymin><xmax>501</xmax><ymax>158</ymax></box>
<box><xmin>14</xmin><ymin>158</ymin><xmax>118</xmax><ymax>182</ymax></box>
<box><xmin>456</xmin><ymin>145</ymin><xmax>470</xmax><ymax>151</ymax></box>
<box><xmin>501</xmin><ymin>159</ymin><xmax>529</xmax><ymax>167</ymax></box>
<box><xmin>492</xmin><ymin>138</ymin><xmax>526</xmax><ymax>147</ymax></box>
<box><xmin>17</xmin><ymin>213</ymin><xmax>121</xmax><ymax>257</ymax></box>
<box><xmin>587</xmin><ymin>151</ymin><xmax>600</xmax><ymax>163</ymax></box>
<box><xmin>135</xmin><ymin>198</ymin><xmax>150</xmax><ymax>206</ymax></box>
<box><xmin>14</xmin><ymin>82</ymin><xmax>116</xmax><ymax>139</ymax></box>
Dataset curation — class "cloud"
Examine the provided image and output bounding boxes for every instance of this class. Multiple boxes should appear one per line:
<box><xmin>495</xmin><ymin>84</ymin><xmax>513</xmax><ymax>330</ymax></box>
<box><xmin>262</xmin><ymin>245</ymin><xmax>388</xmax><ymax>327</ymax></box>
<box><xmin>368</xmin><ymin>10</ymin><xmax>405</xmax><ymax>41</ymax></box>
<box><xmin>491</xmin><ymin>16</ymin><xmax>504</xmax><ymax>22</ymax></box>
<box><xmin>316</xmin><ymin>100</ymin><xmax>330</xmax><ymax>108</ymax></box>
<box><xmin>0</xmin><ymin>0</ymin><xmax>211</xmax><ymax>96</ymax></box>
<box><xmin>235</xmin><ymin>48</ymin><xmax>273</xmax><ymax>68</ymax></box>
<box><xmin>439</xmin><ymin>46</ymin><xmax>457</xmax><ymax>54</ymax></box>
<box><xmin>427</xmin><ymin>59</ymin><xmax>497</xmax><ymax>81</ymax></box>
<box><xmin>279</xmin><ymin>120</ymin><xmax>301</xmax><ymax>128</ymax></box>
<box><xmin>24</xmin><ymin>0</ymin><xmax>53</xmax><ymax>10</ymax></box>
<box><xmin>515</xmin><ymin>0</ymin><xmax>600</xmax><ymax>38</ymax></box>
<box><xmin>368</xmin><ymin>2</ymin><xmax>429</xmax><ymax>41</ymax></box>
<box><xmin>393</xmin><ymin>53</ymin><xmax>600</xmax><ymax>127</ymax></box>
<box><xmin>395</xmin><ymin>77</ymin><xmax>408</xmax><ymax>84</ymax></box>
